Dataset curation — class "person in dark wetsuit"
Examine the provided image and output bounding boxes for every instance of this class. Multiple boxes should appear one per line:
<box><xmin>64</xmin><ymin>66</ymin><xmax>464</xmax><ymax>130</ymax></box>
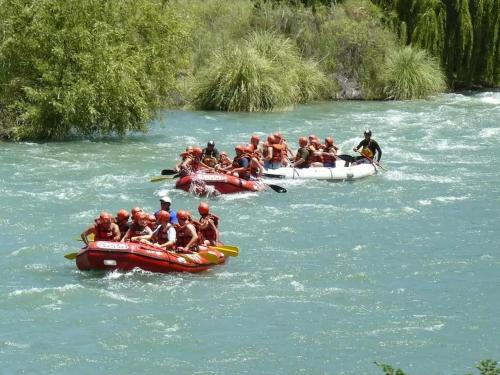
<box><xmin>201</xmin><ymin>140</ymin><xmax>220</xmax><ymax>168</ymax></box>
<box><xmin>352</xmin><ymin>129</ymin><xmax>382</xmax><ymax>164</ymax></box>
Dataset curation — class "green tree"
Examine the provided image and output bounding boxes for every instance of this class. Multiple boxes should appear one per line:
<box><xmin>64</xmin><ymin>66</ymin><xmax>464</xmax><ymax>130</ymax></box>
<box><xmin>0</xmin><ymin>0</ymin><xmax>189</xmax><ymax>140</ymax></box>
<box><xmin>370</xmin><ymin>0</ymin><xmax>500</xmax><ymax>88</ymax></box>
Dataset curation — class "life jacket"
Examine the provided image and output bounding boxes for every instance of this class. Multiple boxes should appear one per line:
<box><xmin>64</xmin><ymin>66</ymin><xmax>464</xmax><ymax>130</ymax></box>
<box><xmin>271</xmin><ymin>144</ymin><xmax>284</xmax><ymax>163</ymax></box>
<box><xmin>117</xmin><ymin>221</ymin><xmax>129</xmax><ymax>239</ymax></box>
<box><xmin>153</xmin><ymin>223</ymin><xmax>172</xmax><ymax>245</ymax></box>
<box><xmin>128</xmin><ymin>222</ymin><xmax>149</xmax><ymax>239</ymax></box>
<box><xmin>202</xmin><ymin>156</ymin><xmax>217</xmax><ymax>168</ymax></box>
<box><xmin>361</xmin><ymin>147</ymin><xmax>374</xmax><ymax>158</ymax></box>
<box><xmin>219</xmin><ymin>158</ymin><xmax>232</xmax><ymax>168</ymax></box>
<box><xmin>94</xmin><ymin>222</ymin><xmax>115</xmax><ymax>241</ymax></box>
<box><xmin>322</xmin><ymin>145</ymin><xmax>336</xmax><ymax>165</ymax></box>
<box><xmin>361</xmin><ymin>140</ymin><xmax>374</xmax><ymax>158</ymax></box>
<box><xmin>198</xmin><ymin>214</ymin><xmax>219</xmax><ymax>245</ymax></box>
<box><xmin>191</xmin><ymin>157</ymin><xmax>202</xmax><ymax>172</ymax></box>
<box><xmin>174</xmin><ymin>223</ymin><xmax>196</xmax><ymax>249</ymax></box>
<box><xmin>249</xmin><ymin>159</ymin><xmax>260</xmax><ymax>177</ymax></box>
<box><xmin>308</xmin><ymin>146</ymin><xmax>323</xmax><ymax>163</ymax></box>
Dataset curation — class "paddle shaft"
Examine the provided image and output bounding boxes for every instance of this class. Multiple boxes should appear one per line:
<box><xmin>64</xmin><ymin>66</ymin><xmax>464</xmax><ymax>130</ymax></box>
<box><xmin>355</xmin><ymin>150</ymin><xmax>387</xmax><ymax>171</ymax></box>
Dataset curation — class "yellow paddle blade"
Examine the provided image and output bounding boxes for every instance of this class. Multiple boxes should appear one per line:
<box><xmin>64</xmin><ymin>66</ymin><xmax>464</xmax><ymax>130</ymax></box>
<box><xmin>218</xmin><ymin>244</ymin><xmax>239</xmax><ymax>252</ymax></box>
<box><xmin>64</xmin><ymin>252</ymin><xmax>78</xmax><ymax>260</ymax></box>
<box><xmin>198</xmin><ymin>252</ymin><xmax>220</xmax><ymax>264</ymax></box>
<box><xmin>210</xmin><ymin>246</ymin><xmax>238</xmax><ymax>257</ymax></box>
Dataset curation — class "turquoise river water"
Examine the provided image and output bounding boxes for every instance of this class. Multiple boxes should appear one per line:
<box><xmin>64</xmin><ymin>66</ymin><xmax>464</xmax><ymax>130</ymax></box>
<box><xmin>1</xmin><ymin>92</ymin><xmax>499</xmax><ymax>375</ymax></box>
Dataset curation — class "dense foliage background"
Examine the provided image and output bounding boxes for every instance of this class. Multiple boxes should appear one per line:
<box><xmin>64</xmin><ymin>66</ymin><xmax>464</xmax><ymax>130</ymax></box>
<box><xmin>0</xmin><ymin>0</ymin><xmax>498</xmax><ymax>140</ymax></box>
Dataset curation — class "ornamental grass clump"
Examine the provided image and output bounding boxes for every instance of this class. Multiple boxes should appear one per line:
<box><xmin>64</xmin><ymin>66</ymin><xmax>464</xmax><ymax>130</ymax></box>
<box><xmin>193</xmin><ymin>31</ymin><xmax>327</xmax><ymax>111</ymax></box>
<box><xmin>193</xmin><ymin>46</ymin><xmax>287</xmax><ymax>112</ymax></box>
<box><xmin>383</xmin><ymin>46</ymin><xmax>446</xmax><ymax>100</ymax></box>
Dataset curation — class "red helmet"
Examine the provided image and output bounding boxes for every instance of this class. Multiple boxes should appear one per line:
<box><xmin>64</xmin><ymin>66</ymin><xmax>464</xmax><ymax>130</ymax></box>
<box><xmin>116</xmin><ymin>209</ymin><xmax>129</xmax><ymax>221</ymax></box>
<box><xmin>299</xmin><ymin>137</ymin><xmax>308</xmax><ymax>147</ymax></box>
<box><xmin>273</xmin><ymin>132</ymin><xmax>282</xmax><ymax>140</ymax></box>
<box><xmin>325</xmin><ymin>137</ymin><xmax>334</xmax><ymax>145</ymax></box>
<box><xmin>235</xmin><ymin>145</ymin><xmax>245</xmax><ymax>152</ymax></box>
<box><xmin>308</xmin><ymin>134</ymin><xmax>317</xmax><ymax>140</ymax></box>
<box><xmin>99</xmin><ymin>212</ymin><xmax>112</xmax><ymax>224</ymax></box>
<box><xmin>251</xmin><ymin>134</ymin><xmax>260</xmax><ymax>143</ymax></box>
<box><xmin>157</xmin><ymin>210</ymin><xmax>170</xmax><ymax>222</ymax></box>
<box><xmin>267</xmin><ymin>135</ymin><xmax>276</xmax><ymax>144</ymax></box>
<box><xmin>147</xmin><ymin>214</ymin><xmax>156</xmax><ymax>222</ymax></box>
<box><xmin>193</xmin><ymin>147</ymin><xmax>203</xmax><ymax>156</ymax></box>
<box><xmin>177</xmin><ymin>210</ymin><xmax>189</xmax><ymax>221</ymax></box>
<box><xmin>134</xmin><ymin>211</ymin><xmax>146</xmax><ymax>222</ymax></box>
<box><xmin>131</xmin><ymin>207</ymin><xmax>142</xmax><ymax>217</ymax></box>
<box><xmin>198</xmin><ymin>202</ymin><xmax>210</xmax><ymax>215</ymax></box>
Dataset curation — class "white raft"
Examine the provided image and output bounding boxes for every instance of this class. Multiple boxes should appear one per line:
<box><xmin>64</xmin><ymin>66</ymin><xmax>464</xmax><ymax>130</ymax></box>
<box><xmin>263</xmin><ymin>162</ymin><xmax>379</xmax><ymax>180</ymax></box>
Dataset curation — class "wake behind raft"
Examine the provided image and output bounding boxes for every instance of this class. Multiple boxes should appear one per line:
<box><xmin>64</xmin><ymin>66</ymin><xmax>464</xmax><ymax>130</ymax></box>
<box><xmin>75</xmin><ymin>241</ymin><xmax>226</xmax><ymax>273</ymax></box>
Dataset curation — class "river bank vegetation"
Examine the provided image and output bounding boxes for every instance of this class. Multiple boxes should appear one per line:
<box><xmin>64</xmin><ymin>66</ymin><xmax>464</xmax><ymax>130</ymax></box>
<box><xmin>376</xmin><ymin>359</ymin><xmax>500</xmax><ymax>375</ymax></box>
<box><xmin>0</xmin><ymin>0</ymin><xmax>498</xmax><ymax>140</ymax></box>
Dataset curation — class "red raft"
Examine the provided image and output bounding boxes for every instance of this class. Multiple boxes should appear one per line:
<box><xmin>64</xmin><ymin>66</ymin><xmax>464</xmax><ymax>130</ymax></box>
<box><xmin>176</xmin><ymin>172</ymin><xmax>266</xmax><ymax>195</ymax></box>
<box><xmin>76</xmin><ymin>241</ymin><xmax>226</xmax><ymax>273</ymax></box>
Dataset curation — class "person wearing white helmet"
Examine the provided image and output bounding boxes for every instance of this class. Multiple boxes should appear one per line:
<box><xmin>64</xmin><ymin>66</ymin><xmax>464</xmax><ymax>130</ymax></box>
<box><xmin>352</xmin><ymin>129</ymin><xmax>382</xmax><ymax>164</ymax></box>
<box><xmin>155</xmin><ymin>196</ymin><xmax>178</xmax><ymax>224</ymax></box>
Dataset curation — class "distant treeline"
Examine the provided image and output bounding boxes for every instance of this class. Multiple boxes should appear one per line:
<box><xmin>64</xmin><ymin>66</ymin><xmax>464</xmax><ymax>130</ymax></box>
<box><xmin>0</xmin><ymin>0</ymin><xmax>498</xmax><ymax>140</ymax></box>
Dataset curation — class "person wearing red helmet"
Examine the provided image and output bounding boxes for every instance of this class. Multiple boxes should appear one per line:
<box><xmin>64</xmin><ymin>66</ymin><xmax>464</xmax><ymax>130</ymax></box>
<box><xmin>263</xmin><ymin>135</ymin><xmax>284</xmax><ymax>169</ymax></box>
<box><xmin>293</xmin><ymin>137</ymin><xmax>311</xmax><ymax>168</ymax></box>
<box><xmin>81</xmin><ymin>212</ymin><xmax>120</xmax><ymax>245</ymax></box>
<box><xmin>230</xmin><ymin>145</ymin><xmax>251</xmax><ymax>179</ymax></box>
<box><xmin>194</xmin><ymin>202</ymin><xmax>219</xmax><ymax>246</ymax></box>
<box><xmin>146</xmin><ymin>214</ymin><xmax>158</xmax><ymax>231</ymax></box>
<box><xmin>141</xmin><ymin>210</ymin><xmax>176</xmax><ymax>249</ymax></box>
<box><xmin>245</xmin><ymin>145</ymin><xmax>263</xmax><ymax>179</ymax></box>
<box><xmin>214</xmin><ymin>151</ymin><xmax>233</xmax><ymax>172</ymax></box>
<box><xmin>121</xmin><ymin>211</ymin><xmax>152</xmax><ymax>242</ymax></box>
<box><xmin>322</xmin><ymin>137</ymin><xmax>338</xmax><ymax>168</ymax></box>
<box><xmin>115</xmin><ymin>209</ymin><xmax>130</xmax><ymax>240</ymax></box>
<box><xmin>274</xmin><ymin>132</ymin><xmax>293</xmax><ymax>165</ymax></box>
<box><xmin>353</xmin><ymin>129</ymin><xmax>382</xmax><ymax>164</ymax></box>
<box><xmin>247</xmin><ymin>134</ymin><xmax>262</xmax><ymax>156</ymax></box>
<box><xmin>174</xmin><ymin>210</ymin><xmax>199</xmax><ymax>252</ymax></box>
<box><xmin>308</xmin><ymin>138</ymin><xmax>325</xmax><ymax>167</ymax></box>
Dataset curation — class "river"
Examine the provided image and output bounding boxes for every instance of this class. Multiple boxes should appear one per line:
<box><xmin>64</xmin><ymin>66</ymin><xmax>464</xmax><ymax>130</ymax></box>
<box><xmin>1</xmin><ymin>92</ymin><xmax>499</xmax><ymax>374</ymax></box>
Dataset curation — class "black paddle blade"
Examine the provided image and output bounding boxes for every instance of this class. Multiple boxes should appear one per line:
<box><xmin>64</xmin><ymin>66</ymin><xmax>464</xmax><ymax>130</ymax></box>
<box><xmin>263</xmin><ymin>173</ymin><xmax>286</xmax><ymax>179</ymax></box>
<box><xmin>161</xmin><ymin>169</ymin><xmax>178</xmax><ymax>176</ymax></box>
<box><xmin>267</xmin><ymin>184</ymin><xmax>287</xmax><ymax>193</ymax></box>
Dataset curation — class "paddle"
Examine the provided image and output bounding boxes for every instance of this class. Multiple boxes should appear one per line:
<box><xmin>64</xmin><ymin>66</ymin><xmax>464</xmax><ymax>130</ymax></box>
<box><xmin>150</xmin><ymin>174</ymin><xmax>180</xmax><ymax>183</ymax></box>
<box><xmin>161</xmin><ymin>169</ymin><xmax>178</xmax><ymax>176</ymax></box>
<box><xmin>64</xmin><ymin>251</ymin><xmax>79</xmax><ymax>260</ymax></box>
<box><xmin>175</xmin><ymin>251</ymin><xmax>219</xmax><ymax>264</ymax></box>
<box><xmin>267</xmin><ymin>183</ymin><xmax>287</xmax><ymax>193</ymax></box>
<box><xmin>355</xmin><ymin>150</ymin><xmax>387</xmax><ymax>171</ymax></box>
<box><xmin>209</xmin><ymin>245</ymin><xmax>239</xmax><ymax>257</ymax></box>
